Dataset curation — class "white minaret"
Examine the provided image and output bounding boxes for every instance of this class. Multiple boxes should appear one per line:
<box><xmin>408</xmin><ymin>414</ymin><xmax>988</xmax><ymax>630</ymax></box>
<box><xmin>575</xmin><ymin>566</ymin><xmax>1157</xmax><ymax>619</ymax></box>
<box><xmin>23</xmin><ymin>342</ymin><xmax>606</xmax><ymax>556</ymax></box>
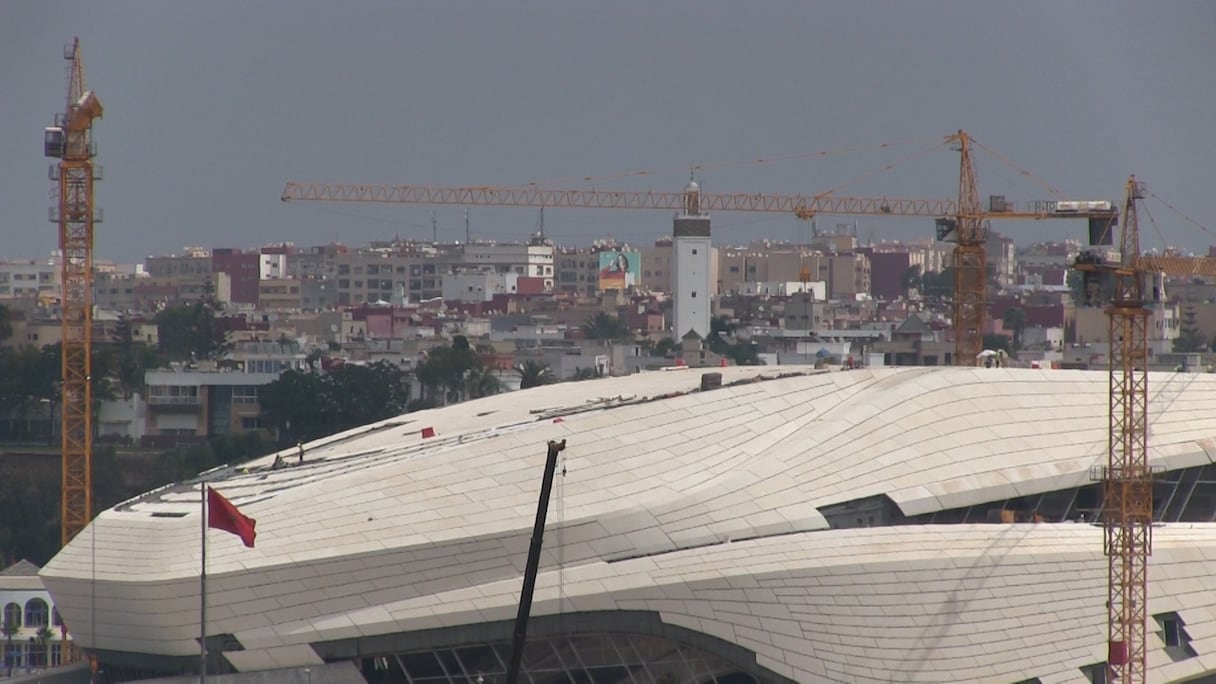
<box><xmin>672</xmin><ymin>179</ymin><xmax>712</xmax><ymax>339</ymax></box>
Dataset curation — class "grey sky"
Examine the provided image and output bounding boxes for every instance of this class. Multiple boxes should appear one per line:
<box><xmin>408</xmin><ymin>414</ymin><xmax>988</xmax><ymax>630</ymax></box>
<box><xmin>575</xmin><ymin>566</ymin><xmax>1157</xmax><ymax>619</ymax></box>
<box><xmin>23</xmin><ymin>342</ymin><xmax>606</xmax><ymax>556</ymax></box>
<box><xmin>2</xmin><ymin>1</ymin><xmax>1214</xmax><ymax>262</ymax></box>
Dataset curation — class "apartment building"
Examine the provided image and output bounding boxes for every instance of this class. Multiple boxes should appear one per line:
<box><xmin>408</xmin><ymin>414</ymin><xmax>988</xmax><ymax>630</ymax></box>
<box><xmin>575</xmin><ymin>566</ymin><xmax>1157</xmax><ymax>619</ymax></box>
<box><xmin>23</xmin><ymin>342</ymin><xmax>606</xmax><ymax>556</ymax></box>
<box><xmin>258</xmin><ymin>278</ymin><xmax>303</xmax><ymax>311</ymax></box>
<box><xmin>210</xmin><ymin>248</ymin><xmax>259</xmax><ymax>305</ymax></box>
<box><xmin>145</xmin><ymin>248</ymin><xmax>212</xmax><ymax>280</ymax></box>
<box><xmin>718</xmin><ymin>249</ymin><xmax>869</xmax><ymax>300</ymax></box>
<box><xmin>860</xmin><ymin>247</ymin><xmax>925</xmax><ymax>301</ymax></box>
<box><xmin>143</xmin><ymin>368</ymin><xmax>282</xmax><ymax>443</ymax></box>
<box><xmin>556</xmin><ymin>248</ymin><xmax>600</xmax><ymax>295</ymax></box>
<box><xmin>457</xmin><ymin>243</ymin><xmax>554</xmax><ymax>286</ymax></box>
<box><xmin>986</xmin><ymin>231</ymin><xmax>1018</xmax><ymax>289</ymax></box>
<box><xmin>334</xmin><ymin>252</ymin><xmax>429</xmax><ymax>306</ymax></box>
<box><xmin>299</xmin><ymin>278</ymin><xmax>337</xmax><ymax>311</ymax></box>
<box><xmin>638</xmin><ymin>242</ymin><xmax>674</xmax><ymax>293</ymax></box>
<box><xmin>0</xmin><ymin>259</ymin><xmax>58</xmax><ymax>301</ymax></box>
<box><xmin>293</xmin><ymin>243</ymin><xmax>346</xmax><ymax>281</ymax></box>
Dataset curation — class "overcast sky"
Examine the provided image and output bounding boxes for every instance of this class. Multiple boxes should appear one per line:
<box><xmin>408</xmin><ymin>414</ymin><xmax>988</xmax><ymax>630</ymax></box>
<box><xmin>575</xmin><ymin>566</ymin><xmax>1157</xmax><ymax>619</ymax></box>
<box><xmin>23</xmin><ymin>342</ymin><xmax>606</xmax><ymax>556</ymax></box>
<box><xmin>2</xmin><ymin>1</ymin><xmax>1214</xmax><ymax>262</ymax></box>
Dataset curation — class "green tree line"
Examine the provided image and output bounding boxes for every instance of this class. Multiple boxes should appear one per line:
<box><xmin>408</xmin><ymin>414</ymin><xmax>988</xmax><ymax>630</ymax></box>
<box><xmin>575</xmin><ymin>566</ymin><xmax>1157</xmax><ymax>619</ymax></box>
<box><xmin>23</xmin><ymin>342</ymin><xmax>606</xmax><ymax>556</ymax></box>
<box><xmin>0</xmin><ymin>433</ymin><xmax>269</xmax><ymax>568</ymax></box>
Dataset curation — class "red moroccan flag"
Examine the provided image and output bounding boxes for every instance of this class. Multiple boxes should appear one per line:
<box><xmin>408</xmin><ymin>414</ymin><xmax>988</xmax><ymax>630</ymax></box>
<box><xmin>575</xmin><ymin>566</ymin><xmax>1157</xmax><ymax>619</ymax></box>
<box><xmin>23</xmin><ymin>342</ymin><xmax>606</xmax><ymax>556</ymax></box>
<box><xmin>207</xmin><ymin>486</ymin><xmax>256</xmax><ymax>548</ymax></box>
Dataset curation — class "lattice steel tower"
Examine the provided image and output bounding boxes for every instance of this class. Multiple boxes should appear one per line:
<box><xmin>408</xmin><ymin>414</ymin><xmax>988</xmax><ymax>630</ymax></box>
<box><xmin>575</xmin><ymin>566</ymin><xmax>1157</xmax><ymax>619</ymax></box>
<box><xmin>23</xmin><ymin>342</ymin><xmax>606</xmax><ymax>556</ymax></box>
<box><xmin>1103</xmin><ymin>176</ymin><xmax>1152</xmax><ymax>683</ymax></box>
<box><xmin>45</xmin><ymin>37</ymin><xmax>103</xmax><ymax>546</ymax></box>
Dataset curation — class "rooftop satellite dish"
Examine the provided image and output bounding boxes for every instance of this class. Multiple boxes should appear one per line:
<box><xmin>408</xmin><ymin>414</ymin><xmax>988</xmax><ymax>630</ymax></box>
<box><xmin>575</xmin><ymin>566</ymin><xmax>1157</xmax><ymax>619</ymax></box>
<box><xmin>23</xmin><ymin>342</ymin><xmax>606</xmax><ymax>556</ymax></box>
<box><xmin>329</xmin><ymin>324</ymin><xmax>338</xmax><ymax>333</ymax></box>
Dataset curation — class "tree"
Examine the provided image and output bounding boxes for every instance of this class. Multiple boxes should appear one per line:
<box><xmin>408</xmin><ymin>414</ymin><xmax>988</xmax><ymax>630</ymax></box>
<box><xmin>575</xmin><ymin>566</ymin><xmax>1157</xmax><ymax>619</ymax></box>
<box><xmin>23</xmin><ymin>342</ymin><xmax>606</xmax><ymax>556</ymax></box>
<box><xmin>154</xmin><ymin>280</ymin><xmax>232</xmax><ymax>361</ymax></box>
<box><xmin>571</xmin><ymin>367</ymin><xmax>602</xmax><ymax>381</ymax></box>
<box><xmin>0</xmin><ymin>345</ymin><xmax>60</xmax><ymax>443</ymax></box>
<box><xmin>2</xmin><ymin>613</ymin><xmax>17</xmax><ymax>676</ymax></box>
<box><xmin>516</xmin><ymin>360</ymin><xmax>555</xmax><ymax>389</ymax></box>
<box><xmin>725</xmin><ymin>342</ymin><xmax>762</xmax><ymax>366</ymax></box>
<box><xmin>982</xmin><ymin>333</ymin><xmax>1011</xmax><ymax>354</ymax></box>
<box><xmin>464</xmin><ymin>366</ymin><xmax>501</xmax><ymax>399</ymax></box>
<box><xmin>704</xmin><ymin>316</ymin><xmax>761</xmax><ymax>365</ymax></box>
<box><xmin>652</xmin><ymin>337</ymin><xmax>679</xmax><ymax>357</ymax></box>
<box><xmin>109</xmin><ymin>315</ymin><xmax>162</xmax><ymax>400</ymax></box>
<box><xmin>921</xmin><ymin>268</ymin><xmax>954</xmax><ymax>301</ymax></box>
<box><xmin>1066</xmin><ymin>270</ymin><xmax>1086</xmax><ymax>304</ymax></box>
<box><xmin>1001</xmin><ymin>306</ymin><xmax>1027</xmax><ymax>350</ymax></box>
<box><xmin>0</xmin><ymin>468</ymin><xmax>58</xmax><ymax>567</ymax></box>
<box><xmin>901</xmin><ymin>265</ymin><xmax>923</xmax><ymax>297</ymax></box>
<box><xmin>328</xmin><ymin>362</ymin><xmax>412</xmax><ymax>426</ymax></box>
<box><xmin>256</xmin><ymin>370</ymin><xmax>332</xmax><ymax>444</ymax></box>
<box><xmin>1174</xmin><ymin>305</ymin><xmax>1208</xmax><ymax>353</ymax></box>
<box><xmin>0</xmin><ymin>304</ymin><xmax>11</xmax><ymax>344</ymax></box>
<box><xmin>414</xmin><ymin>341</ymin><xmax>492</xmax><ymax>405</ymax></box>
<box><xmin>34</xmin><ymin>626</ymin><xmax>53</xmax><ymax>667</ymax></box>
<box><xmin>580</xmin><ymin>312</ymin><xmax>632</xmax><ymax>341</ymax></box>
<box><xmin>258</xmin><ymin>362</ymin><xmax>411</xmax><ymax>444</ymax></box>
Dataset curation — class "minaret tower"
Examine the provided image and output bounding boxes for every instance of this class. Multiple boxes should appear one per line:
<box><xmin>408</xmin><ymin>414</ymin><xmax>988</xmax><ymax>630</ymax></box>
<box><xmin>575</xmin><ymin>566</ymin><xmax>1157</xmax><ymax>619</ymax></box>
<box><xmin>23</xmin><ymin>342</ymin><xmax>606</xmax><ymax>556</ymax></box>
<box><xmin>672</xmin><ymin>177</ymin><xmax>712</xmax><ymax>339</ymax></box>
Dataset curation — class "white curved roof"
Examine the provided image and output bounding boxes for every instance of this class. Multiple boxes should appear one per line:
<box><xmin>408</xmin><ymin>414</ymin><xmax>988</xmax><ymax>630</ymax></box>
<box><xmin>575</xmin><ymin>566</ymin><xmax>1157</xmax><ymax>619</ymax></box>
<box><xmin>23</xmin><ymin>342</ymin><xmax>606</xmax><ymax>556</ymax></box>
<box><xmin>40</xmin><ymin>366</ymin><xmax>1216</xmax><ymax>682</ymax></box>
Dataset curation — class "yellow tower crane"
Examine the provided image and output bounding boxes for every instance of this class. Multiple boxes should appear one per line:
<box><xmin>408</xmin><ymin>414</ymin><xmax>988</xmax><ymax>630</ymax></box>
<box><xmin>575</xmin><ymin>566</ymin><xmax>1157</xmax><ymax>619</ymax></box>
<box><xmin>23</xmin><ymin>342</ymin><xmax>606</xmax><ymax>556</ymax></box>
<box><xmin>282</xmin><ymin>131</ymin><xmax>1112</xmax><ymax>365</ymax></box>
<box><xmin>1074</xmin><ymin>175</ymin><xmax>1216</xmax><ymax>684</ymax></box>
<box><xmin>45</xmin><ymin>37</ymin><xmax>103</xmax><ymax>546</ymax></box>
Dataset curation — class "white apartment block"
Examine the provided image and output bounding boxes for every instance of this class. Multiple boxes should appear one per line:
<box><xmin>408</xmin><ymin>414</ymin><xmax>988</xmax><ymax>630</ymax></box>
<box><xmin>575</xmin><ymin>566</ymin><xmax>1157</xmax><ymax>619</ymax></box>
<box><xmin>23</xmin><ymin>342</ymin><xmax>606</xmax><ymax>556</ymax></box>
<box><xmin>442</xmin><ymin>272</ymin><xmax>522</xmax><ymax>303</ymax></box>
<box><xmin>259</xmin><ymin>252</ymin><xmax>288</xmax><ymax>280</ymax></box>
<box><xmin>457</xmin><ymin>244</ymin><xmax>554</xmax><ymax>289</ymax></box>
<box><xmin>0</xmin><ymin>259</ymin><xmax>58</xmax><ymax>300</ymax></box>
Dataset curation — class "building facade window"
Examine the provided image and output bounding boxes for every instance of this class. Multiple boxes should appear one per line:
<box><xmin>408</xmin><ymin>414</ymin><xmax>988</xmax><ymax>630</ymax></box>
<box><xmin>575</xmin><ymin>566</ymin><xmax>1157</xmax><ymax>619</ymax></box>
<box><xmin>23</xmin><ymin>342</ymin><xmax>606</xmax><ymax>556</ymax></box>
<box><xmin>2</xmin><ymin>602</ymin><xmax>19</xmax><ymax>627</ymax></box>
<box><xmin>23</xmin><ymin>599</ymin><xmax>47</xmax><ymax>628</ymax></box>
<box><xmin>232</xmin><ymin>385</ymin><xmax>259</xmax><ymax>404</ymax></box>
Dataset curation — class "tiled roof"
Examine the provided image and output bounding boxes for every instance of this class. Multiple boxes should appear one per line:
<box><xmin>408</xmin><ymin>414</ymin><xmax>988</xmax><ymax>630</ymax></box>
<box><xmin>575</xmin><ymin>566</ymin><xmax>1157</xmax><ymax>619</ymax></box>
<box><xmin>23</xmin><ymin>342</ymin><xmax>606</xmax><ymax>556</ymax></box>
<box><xmin>0</xmin><ymin>559</ymin><xmax>40</xmax><ymax>576</ymax></box>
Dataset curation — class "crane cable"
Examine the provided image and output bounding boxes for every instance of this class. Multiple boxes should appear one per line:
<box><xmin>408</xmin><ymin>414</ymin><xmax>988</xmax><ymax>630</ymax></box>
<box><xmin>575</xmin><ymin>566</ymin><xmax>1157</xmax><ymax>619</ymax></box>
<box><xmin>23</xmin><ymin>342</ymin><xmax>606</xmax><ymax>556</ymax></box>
<box><xmin>809</xmin><ymin>139</ymin><xmax>951</xmax><ymax>201</ymax></box>
<box><xmin>1144</xmin><ymin>187</ymin><xmax>1214</xmax><ymax>239</ymax></box>
<box><xmin>968</xmin><ymin>136</ymin><xmax>1062</xmax><ymax>196</ymax></box>
<box><xmin>1141</xmin><ymin>203</ymin><xmax>1170</xmax><ymax>254</ymax></box>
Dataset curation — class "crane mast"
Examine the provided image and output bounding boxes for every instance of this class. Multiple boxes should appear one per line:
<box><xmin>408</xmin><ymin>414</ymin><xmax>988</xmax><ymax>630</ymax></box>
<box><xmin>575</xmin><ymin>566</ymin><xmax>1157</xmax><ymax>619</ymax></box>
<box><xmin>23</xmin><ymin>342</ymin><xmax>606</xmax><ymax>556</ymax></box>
<box><xmin>46</xmin><ymin>37</ymin><xmax>103</xmax><ymax>546</ymax></box>
<box><xmin>1104</xmin><ymin>176</ymin><xmax>1152</xmax><ymax>683</ymax></box>
<box><xmin>950</xmin><ymin>131</ymin><xmax>989</xmax><ymax>365</ymax></box>
<box><xmin>1070</xmin><ymin>175</ymin><xmax>1216</xmax><ymax>683</ymax></box>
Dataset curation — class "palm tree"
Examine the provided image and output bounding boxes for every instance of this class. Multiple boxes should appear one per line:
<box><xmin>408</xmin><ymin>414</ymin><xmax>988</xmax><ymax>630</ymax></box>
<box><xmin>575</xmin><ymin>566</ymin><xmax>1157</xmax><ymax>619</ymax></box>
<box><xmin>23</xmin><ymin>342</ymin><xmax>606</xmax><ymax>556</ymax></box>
<box><xmin>516</xmin><ymin>361</ymin><xmax>555</xmax><ymax>389</ymax></box>
<box><xmin>580</xmin><ymin>312</ymin><xmax>632</xmax><ymax>341</ymax></box>
<box><xmin>1</xmin><ymin>617</ymin><xmax>18</xmax><ymax>675</ymax></box>
<box><xmin>464</xmin><ymin>367</ymin><xmax>501</xmax><ymax>400</ymax></box>
<box><xmin>35</xmin><ymin>626</ymin><xmax>53</xmax><ymax>668</ymax></box>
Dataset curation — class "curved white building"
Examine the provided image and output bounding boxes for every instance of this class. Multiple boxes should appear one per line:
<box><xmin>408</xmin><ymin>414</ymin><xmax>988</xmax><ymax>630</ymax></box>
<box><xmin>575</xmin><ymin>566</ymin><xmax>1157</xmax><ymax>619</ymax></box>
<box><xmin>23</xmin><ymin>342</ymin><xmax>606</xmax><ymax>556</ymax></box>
<box><xmin>40</xmin><ymin>367</ymin><xmax>1216</xmax><ymax>683</ymax></box>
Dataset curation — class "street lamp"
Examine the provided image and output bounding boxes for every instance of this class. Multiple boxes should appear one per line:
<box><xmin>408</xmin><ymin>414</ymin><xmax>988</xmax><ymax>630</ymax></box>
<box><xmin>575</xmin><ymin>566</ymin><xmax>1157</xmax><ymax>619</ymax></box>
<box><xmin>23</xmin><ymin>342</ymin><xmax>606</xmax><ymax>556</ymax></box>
<box><xmin>303</xmin><ymin>666</ymin><xmax>311</xmax><ymax>684</ymax></box>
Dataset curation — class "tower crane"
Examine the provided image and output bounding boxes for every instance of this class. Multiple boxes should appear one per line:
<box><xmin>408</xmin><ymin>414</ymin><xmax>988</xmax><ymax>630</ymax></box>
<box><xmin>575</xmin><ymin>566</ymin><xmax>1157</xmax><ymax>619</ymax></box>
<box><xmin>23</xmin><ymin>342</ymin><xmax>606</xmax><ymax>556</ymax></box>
<box><xmin>44</xmin><ymin>37</ymin><xmax>103</xmax><ymax>546</ymax></box>
<box><xmin>283</xmin><ymin>131</ymin><xmax>1111</xmax><ymax>364</ymax></box>
<box><xmin>1073</xmin><ymin>175</ymin><xmax>1216</xmax><ymax>684</ymax></box>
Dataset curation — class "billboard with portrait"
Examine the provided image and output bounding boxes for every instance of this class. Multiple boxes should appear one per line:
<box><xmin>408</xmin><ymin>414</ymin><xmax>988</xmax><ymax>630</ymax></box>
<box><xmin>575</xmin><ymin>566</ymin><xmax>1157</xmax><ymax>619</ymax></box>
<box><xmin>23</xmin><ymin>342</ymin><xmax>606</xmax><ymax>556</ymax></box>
<box><xmin>597</xmin><ymin>251</ymin><xmax>640</xmax><ymax>291</ymax></box>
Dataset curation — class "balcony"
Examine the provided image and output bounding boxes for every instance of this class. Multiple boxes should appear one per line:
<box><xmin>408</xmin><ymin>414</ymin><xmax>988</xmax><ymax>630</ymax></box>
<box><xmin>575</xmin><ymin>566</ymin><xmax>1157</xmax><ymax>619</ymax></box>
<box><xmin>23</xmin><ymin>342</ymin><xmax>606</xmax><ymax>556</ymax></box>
<box><xmin>146</xmin><ymin>387</ymin><xmax>202</xmax><ymax>410</ymax></box>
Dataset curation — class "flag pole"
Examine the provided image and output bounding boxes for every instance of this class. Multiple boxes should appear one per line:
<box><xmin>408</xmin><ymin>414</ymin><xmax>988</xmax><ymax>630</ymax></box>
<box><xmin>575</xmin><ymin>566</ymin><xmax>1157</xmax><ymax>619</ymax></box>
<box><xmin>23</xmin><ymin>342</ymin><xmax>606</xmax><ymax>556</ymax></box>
<box><xmin>200</xmin><ymin>484</ymin><xmax>207</xmax><ymax>684</ymax></box>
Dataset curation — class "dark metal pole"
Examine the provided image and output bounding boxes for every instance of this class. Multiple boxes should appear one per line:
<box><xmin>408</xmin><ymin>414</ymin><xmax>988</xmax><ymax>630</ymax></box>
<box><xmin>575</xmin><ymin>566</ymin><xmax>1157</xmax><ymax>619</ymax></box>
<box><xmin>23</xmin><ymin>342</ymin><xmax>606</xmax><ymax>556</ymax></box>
<box><xmin>505</xmin><ymin>439</ymin><xmax>566</xmax><ymax>684</ymax></box>
<box><xmin>200</xmin><ymin>485</ymin><xmax>207</xmax><ymax>684</ymax></box>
